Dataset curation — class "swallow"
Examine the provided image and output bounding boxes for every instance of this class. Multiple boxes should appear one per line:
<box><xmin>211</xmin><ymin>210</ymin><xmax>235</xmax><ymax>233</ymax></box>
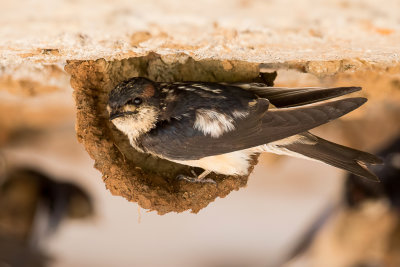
<box><xmin>0</xmin><ymin>168</ymin><xmax>94</xmax><ymax>267</ymax></box>
<box><xmin>107</xmin><ymin>77</ymin><xmax>382</xmax><ymax>183</ymax></box>
<box><xmin>0</xmin><ymin>168</ymin><xmax>93</xmax><ymax>241</ymax></box>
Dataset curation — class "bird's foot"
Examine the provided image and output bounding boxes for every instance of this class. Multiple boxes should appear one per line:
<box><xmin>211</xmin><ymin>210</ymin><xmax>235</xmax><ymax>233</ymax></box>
<box><xmin>176</xmin><ymin>170</ymin><xmax>216</xmax><ymax>184</ymax></box>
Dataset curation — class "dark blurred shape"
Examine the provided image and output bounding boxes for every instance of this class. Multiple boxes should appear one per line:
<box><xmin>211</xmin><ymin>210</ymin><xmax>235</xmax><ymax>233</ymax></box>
<box><xmin>0</xmin><ymin>168</ymin><xmax>94</xmax><ymax>267</ymax></box>
<box><xmin>283</xmin><ymin>136</ymin><xmax>400</xmax><ymax>267</ymax></box>
<box><xmin>346</xmin><ymin>137</ymin><xmax>400</xmax><ymax>209</ymax></box>
<box><xmin>0</xmin><ymin>236</ymin><xmax>50</xmax><ymax>267</ymax></box>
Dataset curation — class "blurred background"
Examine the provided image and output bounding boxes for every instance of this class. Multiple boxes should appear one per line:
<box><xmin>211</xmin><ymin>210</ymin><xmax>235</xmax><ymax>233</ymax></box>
<box><xmin>0</xmin><ymin>119</ymin><xmax>346</xmax><ymax>267</ymax></box>
<box><xmin>1</xmin><ymin>0</ymin><xmax>400</xmax><ymax>266</ymax></box>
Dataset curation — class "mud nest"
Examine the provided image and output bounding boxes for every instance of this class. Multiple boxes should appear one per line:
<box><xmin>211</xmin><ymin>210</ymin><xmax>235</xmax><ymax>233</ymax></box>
<box><xmin>65</xmin><ymin>53</ymin><xmax>277</xmax><ymax>214</ymax></box>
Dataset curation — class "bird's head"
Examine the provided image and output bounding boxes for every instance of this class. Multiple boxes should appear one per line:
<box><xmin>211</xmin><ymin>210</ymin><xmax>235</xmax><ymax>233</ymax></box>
<box><xmin>107</xmin><ymin>77</ymin><xmax>161</xmax><ymax>139</ymax></box>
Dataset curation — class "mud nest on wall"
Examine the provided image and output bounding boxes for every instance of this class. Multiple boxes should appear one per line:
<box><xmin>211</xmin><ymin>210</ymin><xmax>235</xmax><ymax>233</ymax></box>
<box><xmin>65</xmin><ymin>53</ymin><xmax>277</xmax><ymax>214</ymax></box>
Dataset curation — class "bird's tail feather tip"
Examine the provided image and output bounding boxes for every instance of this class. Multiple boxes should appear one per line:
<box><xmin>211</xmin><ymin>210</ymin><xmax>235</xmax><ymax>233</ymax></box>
<box><xmin>348</xmin><ymin>97</ymin><xmax>367</xmax><ymax>107</ymax></box>
<box><xmin>281</xmin><ymin>133</ymin><xmax>382</xmax><ymax>182</ymax></box>
<box><xmin>354</xmin><ymin>160</ymin><xmax>381</xmax><ymax>182</ymax></box>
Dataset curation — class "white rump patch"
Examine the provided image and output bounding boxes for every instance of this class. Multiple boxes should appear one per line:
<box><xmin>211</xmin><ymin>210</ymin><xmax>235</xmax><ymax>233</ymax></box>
<box><xmin>250</xmin><ymin>134</ymin><xmax>319</xmax><ymax>161</ymax></box>
<box><xmin>194</xmin><ymin>109</ymin><xmax>235</xmax><ymax>138</ymax></box>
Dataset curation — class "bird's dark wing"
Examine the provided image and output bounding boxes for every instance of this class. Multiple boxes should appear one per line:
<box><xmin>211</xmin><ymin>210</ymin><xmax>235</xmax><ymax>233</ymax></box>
<box><xmin>233</xmin><ymin>83</ymin><xmax>361</xmax><ymax>108</ymax></box>
<box><xmin>140</xmin><ymin>97</ymin><xmax>367</xmax><ymax>160</ymax></box>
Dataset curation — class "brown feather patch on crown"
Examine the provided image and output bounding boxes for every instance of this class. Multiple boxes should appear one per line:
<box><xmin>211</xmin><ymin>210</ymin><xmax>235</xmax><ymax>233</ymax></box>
<box><xmin>141</xmin><ymin>84</ymin><xmax>155</xmax><ymax>98</ymax></box>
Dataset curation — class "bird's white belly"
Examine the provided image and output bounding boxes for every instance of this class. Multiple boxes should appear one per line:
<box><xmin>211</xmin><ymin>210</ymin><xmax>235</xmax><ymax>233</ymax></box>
<box><xmin>172</xmin><ymin>150</ymin><xmax>254</xmax><ymax>176</ymax></box>
<box><xmin>171</xmin><ymin>135</ymin><xmax>315</xmax><ymax>176</ymax></box>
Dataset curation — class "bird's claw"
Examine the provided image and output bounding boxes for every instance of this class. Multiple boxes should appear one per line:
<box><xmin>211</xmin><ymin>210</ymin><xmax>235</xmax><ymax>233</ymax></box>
<box><xmin>176</xmin><ymin>174</ymin><xmax>216</xmax><ymax>184</ymax></box>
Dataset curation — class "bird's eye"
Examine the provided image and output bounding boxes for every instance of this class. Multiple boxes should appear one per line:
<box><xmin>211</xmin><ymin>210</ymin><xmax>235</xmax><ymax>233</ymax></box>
<box><xmin>127</xmin><ymin>97</ymin><xmax>142</xmax><ymax>106</ymax></box>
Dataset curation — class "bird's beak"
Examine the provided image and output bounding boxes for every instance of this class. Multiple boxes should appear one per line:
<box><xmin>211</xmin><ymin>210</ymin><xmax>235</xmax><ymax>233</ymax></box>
<box><xmin>109</xmin><ymin>111</ymin><xmax>124</xmax><ymax>120</ymax></box>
